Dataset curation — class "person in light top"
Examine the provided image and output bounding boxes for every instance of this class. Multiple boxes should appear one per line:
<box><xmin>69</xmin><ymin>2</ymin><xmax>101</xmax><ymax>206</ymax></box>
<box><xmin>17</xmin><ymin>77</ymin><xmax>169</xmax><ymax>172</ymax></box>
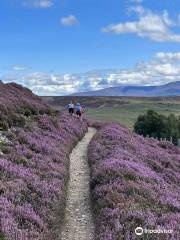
<box><xmin>67</xmin><ymin>101</ymin><xmax>74</xmax><ymax>116</ymax></box>
<box><xmin>75</xmin><ymin>102</ymin><xmax>84</xmax><ymax>121</ymax></box>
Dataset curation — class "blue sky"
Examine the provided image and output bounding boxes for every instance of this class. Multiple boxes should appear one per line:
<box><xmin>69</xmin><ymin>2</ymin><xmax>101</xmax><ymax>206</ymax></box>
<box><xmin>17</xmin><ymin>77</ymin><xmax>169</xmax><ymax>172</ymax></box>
<box><xmin>0</xmin><ymin>0</ymin><xmax>180</xmax><ymax>95</ymax></box>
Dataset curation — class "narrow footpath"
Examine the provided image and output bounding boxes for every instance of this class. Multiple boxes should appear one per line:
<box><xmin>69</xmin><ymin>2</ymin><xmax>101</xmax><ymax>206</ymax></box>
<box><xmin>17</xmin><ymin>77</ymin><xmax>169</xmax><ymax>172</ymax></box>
<box><xmin>60</xmin><ymin>127</ymin><xmax>96</xmax><ymax>240</ymax></box>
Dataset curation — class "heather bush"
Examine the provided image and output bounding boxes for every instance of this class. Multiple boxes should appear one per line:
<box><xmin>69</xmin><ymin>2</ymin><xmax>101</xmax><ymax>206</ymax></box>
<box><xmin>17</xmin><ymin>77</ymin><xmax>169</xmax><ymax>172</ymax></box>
<box><xmin>0</xmin><ymin>82</ymin><xmax>88</xmax><ymax>239</ymax></box>
<box><xmin>0</xmin><ymin>82</ymin><xmax>53</xmax><ymax>129</ymax></box>
<box><xmin>88</xmin><ymin>123</ymin><xmax>180</xmax><ymax>240</ymax></box>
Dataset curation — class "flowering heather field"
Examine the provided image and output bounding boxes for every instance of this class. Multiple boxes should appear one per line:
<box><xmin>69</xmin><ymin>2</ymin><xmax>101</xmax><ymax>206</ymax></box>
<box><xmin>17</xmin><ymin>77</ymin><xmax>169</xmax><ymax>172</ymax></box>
<box><xmin>88</xmin><ymin>123</ymin><xmax>180</xmax><ymax>240</ymax></box>
<box><xmin>0</xmin><ymin>82</ymin><xmax>53</xmax><ymax>131</ymax></box>
<box><xmin>0</xmin><ymin>82</ymin><xmax>88</xmax><ymax>239</ymax></box>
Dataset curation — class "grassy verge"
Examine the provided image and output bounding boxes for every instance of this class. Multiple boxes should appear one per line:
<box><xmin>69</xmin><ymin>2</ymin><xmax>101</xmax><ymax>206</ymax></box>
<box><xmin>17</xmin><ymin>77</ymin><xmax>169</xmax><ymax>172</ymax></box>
<box><xmin>86</xmin><ymin>100</ymin><xmax>180</xmax><ymax>129</ymax></box>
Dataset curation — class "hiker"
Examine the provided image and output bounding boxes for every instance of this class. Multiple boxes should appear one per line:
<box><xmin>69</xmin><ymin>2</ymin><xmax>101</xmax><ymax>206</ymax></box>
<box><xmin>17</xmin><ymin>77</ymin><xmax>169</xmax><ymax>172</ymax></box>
<box><xmin>75</xmin><ymin>103</ymin><xmax>84</xmax><ymax>121</ymax></box>
<box><xmin>67</xmin><ymin>101</ymin><xmax>74</xmax><ymax>116</ymax></box>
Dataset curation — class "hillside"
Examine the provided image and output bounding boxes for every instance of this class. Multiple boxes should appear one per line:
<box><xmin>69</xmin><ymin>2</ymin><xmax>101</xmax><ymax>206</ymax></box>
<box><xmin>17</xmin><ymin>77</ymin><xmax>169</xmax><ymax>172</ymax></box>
<box><xmin>0</xmin><ymin>81</ymin><xmax>51</xmax><ymax>130</ymax></box>
<box><xmin>71</xmin><ymin>81</ymin><xmax>180</xmax><ymax>96</ymax></box>
<box><xmin>0</xmin><ymin>82</ymin><xmax>180</xmax><ymax>240</ymax></box>
<box><xmin>88</xmin><ymin>122</ymin><xmax>180</xmax><ymax>239</ymax></box>
<box><xmin>0</xmin><ymin>82</ymin><xmax>88</xmax><ymax>239</ymax></box>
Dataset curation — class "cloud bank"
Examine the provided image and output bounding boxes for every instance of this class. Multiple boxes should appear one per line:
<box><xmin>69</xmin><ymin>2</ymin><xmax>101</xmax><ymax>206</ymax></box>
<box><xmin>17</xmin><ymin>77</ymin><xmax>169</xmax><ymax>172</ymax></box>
<box><xmin>1</xmin><ymin>52</ymin><xmax>180</xmax><ymax>96</ymax></box>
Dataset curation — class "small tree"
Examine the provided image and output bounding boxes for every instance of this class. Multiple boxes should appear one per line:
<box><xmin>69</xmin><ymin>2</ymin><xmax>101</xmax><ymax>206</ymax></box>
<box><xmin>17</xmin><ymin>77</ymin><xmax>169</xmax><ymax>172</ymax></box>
<box><xmin>134</xmin><ymin>110</ymin><xmax>179</xmax><ymax>145</ymax></box>
<box><xmin>164</xmin><ymin>114</ymin><xmax>179</xmax><ymax>145</ymax></box>
<box><xmin>134</xmin><ymin>110</ymin><xmax>166</xmax><ymax>139</ymax></box>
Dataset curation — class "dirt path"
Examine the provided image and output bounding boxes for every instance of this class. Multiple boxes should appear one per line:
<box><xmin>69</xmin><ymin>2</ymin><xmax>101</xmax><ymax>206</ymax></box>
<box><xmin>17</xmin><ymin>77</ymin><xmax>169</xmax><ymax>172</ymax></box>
<box><xmin>60</xmin><ymin>127</ymin><xmax>96</xmax><ymax>240</ymax></box>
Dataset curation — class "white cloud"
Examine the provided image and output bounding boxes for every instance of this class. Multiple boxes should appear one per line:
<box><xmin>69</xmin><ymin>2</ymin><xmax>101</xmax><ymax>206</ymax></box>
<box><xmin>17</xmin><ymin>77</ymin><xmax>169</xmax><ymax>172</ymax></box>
<box><xmin>102</xmin><ymin>7</ymin><xmax>180</xmax><ymax>42</ymax></box>
<box><xmin>131</xmin><ymin>0</ymin><xmax>143</xmax><ymax>2</ymax></box>
<box><xmin>128</xmin><ymin>5</ymin><xmax>145</xmax><ymax>15</ymax></box>
<box><xmin>2</xmin><ymin>52</ymin><xmax>180</xmax><ymax>95</ymax></box>
<box><xmin>22</xmin><ymin>0</ymin><xmax>53</xmax><ymax>8</ymax></box>
<box><xmin>155</xmin><ymin>52</ymin><xmax>180</xmax><ymax>62</ymax></box>
<box><xmin>12</xmin><ymin>65</ymin><xmax>30</xmax><ymax>71</ymax></box>
<box><xmin>61</xmin><ymin>15</ymin><xmax>79</xmax><ymax>26</ymax></box>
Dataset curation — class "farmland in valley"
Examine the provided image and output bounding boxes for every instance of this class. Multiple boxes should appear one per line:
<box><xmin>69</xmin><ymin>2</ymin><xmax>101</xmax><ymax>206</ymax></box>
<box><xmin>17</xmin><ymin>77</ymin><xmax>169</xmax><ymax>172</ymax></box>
<box><xmin>42</xmin><ymin>96</ymin><xmax>180</xmax><ymax>129</ymax></box>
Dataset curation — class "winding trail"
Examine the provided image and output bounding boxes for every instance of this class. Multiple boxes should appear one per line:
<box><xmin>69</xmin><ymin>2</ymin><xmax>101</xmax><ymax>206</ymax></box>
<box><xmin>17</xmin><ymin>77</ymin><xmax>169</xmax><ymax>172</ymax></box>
<box><xmin>60</xmin><ymin>127</ymin><xmax>96</xmax><ymax>240</ymax></box>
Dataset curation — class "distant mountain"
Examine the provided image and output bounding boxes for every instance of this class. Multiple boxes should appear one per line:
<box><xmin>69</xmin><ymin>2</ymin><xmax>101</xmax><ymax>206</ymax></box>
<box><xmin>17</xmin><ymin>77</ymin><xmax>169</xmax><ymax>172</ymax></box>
<box><xmin>71</xmin><ymin>81</ymin><xmax>180</xmax><ymax>96</ymax></box>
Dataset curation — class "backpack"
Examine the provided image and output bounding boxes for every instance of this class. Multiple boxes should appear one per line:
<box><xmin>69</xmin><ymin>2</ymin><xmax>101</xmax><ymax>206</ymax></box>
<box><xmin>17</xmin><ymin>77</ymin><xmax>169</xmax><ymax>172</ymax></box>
<box><xmin>76</xmin><ymin>105</ymin><xmax>81</xmax><ymax>111</ymax></box>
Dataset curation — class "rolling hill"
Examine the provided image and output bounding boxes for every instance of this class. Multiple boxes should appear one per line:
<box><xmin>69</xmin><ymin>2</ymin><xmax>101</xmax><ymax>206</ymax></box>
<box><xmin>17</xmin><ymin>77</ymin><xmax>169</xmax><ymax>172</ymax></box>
<box><xmin>71</xmin><ymin>81</ymin><xmax>180</xmax><ymax>96</ymax></box>
<box><xmin>0</xmin><ymin>81</ymin><xmax>88</xmax><ymax>239</ymax></box>
<box><xmin>88</xmin><ymin>122</ymin><xmax>180</xmax><ymax>239</ymax></box>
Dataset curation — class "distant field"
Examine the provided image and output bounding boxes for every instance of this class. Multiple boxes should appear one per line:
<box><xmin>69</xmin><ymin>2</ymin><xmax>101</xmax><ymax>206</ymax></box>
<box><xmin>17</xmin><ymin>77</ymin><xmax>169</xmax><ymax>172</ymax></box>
<box><xmin>42</xmin><ymin>96</ymin><xmax>180</xmax><ymax>129</ymax></box>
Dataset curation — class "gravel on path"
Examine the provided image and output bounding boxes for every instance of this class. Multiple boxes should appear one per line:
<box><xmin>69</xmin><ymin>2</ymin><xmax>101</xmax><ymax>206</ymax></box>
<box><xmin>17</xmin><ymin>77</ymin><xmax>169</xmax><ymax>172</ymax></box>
<box><xmin>60</xmin><ymin>127</ymin><xmax>96</xmax><ymax>240</ymax></box>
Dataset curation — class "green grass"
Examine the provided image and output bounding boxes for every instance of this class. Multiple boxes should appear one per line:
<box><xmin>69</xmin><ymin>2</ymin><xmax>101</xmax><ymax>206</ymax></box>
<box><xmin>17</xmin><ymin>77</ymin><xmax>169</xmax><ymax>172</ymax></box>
<box><xmin>86</xmin><ymin>99</ymin><xmax>180</xmax><ymax>129</ymax></box>
<box><xmin>43</xmin><ymin>96</ymin><xmax>180</xmax><ymax>129</ymax></box>
<box><xmin>0</xmin><ymin>232</ymin><xmax>5</xmax><ymax>240</ymax></box>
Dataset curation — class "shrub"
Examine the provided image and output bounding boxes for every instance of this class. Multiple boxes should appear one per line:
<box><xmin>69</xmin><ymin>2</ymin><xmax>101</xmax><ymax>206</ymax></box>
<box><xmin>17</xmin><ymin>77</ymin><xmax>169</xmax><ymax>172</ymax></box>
<box><xmin>134</xmin><ymin>110</ymin><xmax>180</xmax><ymax>145</ymax></box>
<box><xmin>88</xmin><ymin>123</ymin><xmax>180</xmax><ymax>240</ymax></box>
<box><xmin>0</xmin><ymin>121</ymin><xmax>8</xmax><ymax>131</ymax></box>
<box><xmin>0</xmin><ymin>232</ymin><xmax>5</xmax><ymax>240</ymax></box>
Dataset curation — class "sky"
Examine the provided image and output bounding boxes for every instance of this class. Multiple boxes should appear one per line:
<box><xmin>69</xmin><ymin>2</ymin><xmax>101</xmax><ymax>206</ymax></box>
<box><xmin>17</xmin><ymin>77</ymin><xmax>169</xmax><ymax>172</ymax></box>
<box><xmin>0</xmin><ymin>0</ymin><xmax>180</xmax><ymax>95</ymax></box>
